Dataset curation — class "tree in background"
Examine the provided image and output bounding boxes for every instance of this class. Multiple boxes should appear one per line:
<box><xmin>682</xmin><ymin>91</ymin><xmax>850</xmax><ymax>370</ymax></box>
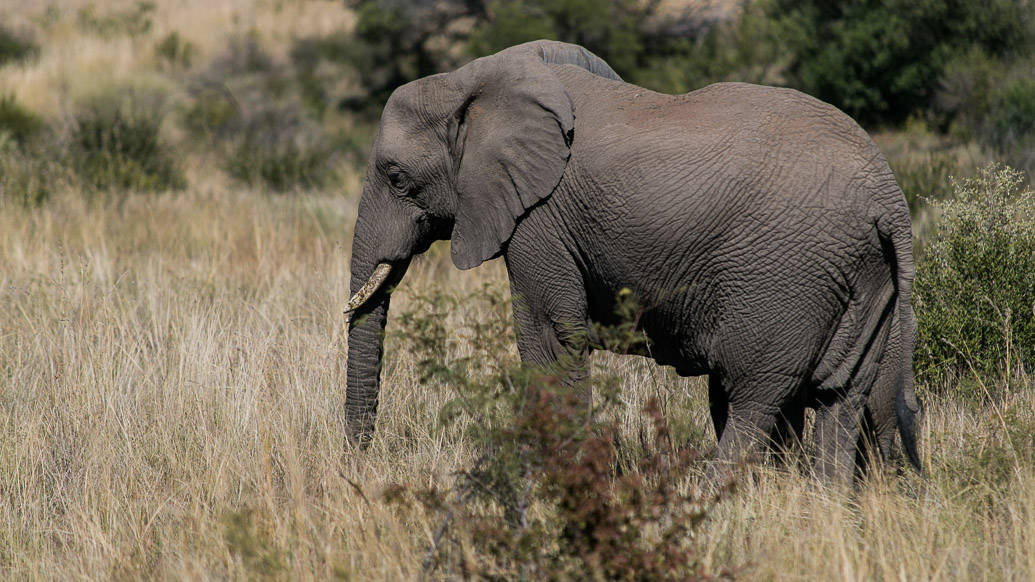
<box><xmin>766</xmin><ymin>0</ymin><xmax>1033</xmax><ymax>125</ymax></box>
<box><xmin>339</xmin><ymin>0</ymin><xmax>726</xmax><ymax>111</ymax></box>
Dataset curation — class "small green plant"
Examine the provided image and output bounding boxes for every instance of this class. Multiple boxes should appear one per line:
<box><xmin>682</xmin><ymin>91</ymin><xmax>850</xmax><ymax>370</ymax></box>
<box><xmin>185</xmin><ymin>35</ymin><xmax>336</xmax><ymax>191</ymax></box>
<box><xmin>223</xmin><ymin>121</ymin><xmax>332</xmax><ymax>192</ymax></box>
<box><xmin>381</xmin><ymin>284</ymin><xmax>730</xmax><ymax>580</ymax></box>
<box><xmin>154</xmin><ymin>31</ymin><xmax>196</xmax><ymax>70</ymax></box>
<box><xmin>0</xmin><ymin>137</ymin><xmax>65</xmax><ymax>206</ymax></box>
<box><xmin>221</xmin><ymin>508</ymin><xmax>286</xmax><ymax>579</ymax></box>
<box><xmin>182</xmin><ymin>88</ymin><xmax>240</xmax><ymax>138</ymax></box>
<box><xmin>915</xmin><ymin>163</ymin><xmax>1035</xmax><ymax>395</ymax></box>
<box><xmin>0</xmin><ymin>25</ymin><xmax>39</xmax><ymax>66</ymax></box>
<box><xmin>890</xmin><ymin>151</ymin><xmax>965</xmax><ymax>211</ymax></box>
<box><xmin>0</xmin><ymin>94</ymin><xmax>43</xmax><ymax>145</ymax></box>
<box><xmin>76</xmin><ymin>1</ymin><xmax>155</xmax><ymax>37</ymax></box>
<box><xmin>68</xmin><ymin>98</ymin><xmax>185</xmax><ymax>193</ymax></box>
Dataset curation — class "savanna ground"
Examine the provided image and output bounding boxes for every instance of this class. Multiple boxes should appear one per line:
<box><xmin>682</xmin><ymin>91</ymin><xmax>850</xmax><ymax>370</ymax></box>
<box><xmin>2</xmin><ymin>1</ymin><xmax>1034</xmax><ymax>580</ymax></box>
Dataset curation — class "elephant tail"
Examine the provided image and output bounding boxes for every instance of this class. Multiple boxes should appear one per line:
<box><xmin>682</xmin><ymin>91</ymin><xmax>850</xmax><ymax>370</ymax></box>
<box><xmin>876</xmin><ymin>193</ymin><xmax>923</xmax><ymax>474</ymax></box>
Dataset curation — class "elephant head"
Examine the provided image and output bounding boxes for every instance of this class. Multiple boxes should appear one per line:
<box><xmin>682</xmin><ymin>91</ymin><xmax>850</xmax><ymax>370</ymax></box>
<box><xmin>343</xmin><ymin>41</ymin><xmax>619</xmax><ymax>447</ymax></box>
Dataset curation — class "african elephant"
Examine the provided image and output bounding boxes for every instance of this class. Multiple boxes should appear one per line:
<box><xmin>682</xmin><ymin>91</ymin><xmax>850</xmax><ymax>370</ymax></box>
<box><xmin>343</xmin><ymin>40</ymin><xmax>921</xmax><ymax>484</ymax></box>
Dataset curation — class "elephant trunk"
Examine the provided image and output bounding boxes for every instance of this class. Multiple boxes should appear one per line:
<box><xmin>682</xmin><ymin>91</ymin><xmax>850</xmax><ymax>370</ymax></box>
<box><xmin>344</xmin><ymin>237</ymin><xmax>404</xmax><ymax>448</ymax></box>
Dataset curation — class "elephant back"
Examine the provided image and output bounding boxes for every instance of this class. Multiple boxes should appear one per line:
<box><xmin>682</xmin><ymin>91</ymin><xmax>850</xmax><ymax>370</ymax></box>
<box><xmin>501</xmin><ymin>40</ymin><xmax>623</xmax><ymax>82</ymax></box>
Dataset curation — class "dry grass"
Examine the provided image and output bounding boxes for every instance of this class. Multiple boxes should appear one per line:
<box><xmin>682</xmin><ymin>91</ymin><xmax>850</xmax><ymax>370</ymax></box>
<box><xmin>1</xmin><ymin>186</ymin><xmax>1032</xmax><ymax>580</ymax></box>
<box><xmin>1</xmin><ymin>1</ymin><xmax>1033</xmax><ymax>580</ymax></box>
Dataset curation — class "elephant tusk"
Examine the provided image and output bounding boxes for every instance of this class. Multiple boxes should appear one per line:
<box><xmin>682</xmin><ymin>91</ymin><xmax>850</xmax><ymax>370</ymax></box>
<box><xmin>344</xmin><ymin>263</ymin><xmax>392</xmax><ymax>317</ymax></box>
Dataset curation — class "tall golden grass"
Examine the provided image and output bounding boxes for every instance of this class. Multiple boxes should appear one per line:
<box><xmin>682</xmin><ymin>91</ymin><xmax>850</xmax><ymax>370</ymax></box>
<box><xmin>1</xmin><ymin>2</ymin><xmax>1032</xmax><ymax>579</ymax></box>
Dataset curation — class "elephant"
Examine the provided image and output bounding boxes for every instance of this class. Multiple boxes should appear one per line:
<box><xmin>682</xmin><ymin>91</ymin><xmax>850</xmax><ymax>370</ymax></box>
<box><xmin>342</xmin><ymin>40</ymin><xmax>922</xmax><ymax>485</ymax></box>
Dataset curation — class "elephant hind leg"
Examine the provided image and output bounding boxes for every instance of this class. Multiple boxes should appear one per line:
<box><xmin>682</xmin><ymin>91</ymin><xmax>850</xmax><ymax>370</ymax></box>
<box><xmin>812</xmin><ymin>390</ymin><xmax>867</xmax><ymax>487</ymax></box>
<box><xmin>708</xmin><ymin>373</ymin><xmax>728</xmax><ymax>444</ymax></box>
<box><xmin>770</xmin><ymin>394</ymin><xmax>806</xmax><ymax>469</ymax></box>
<box><xmin>707</xmin><ymin>371</ymin><xmax>805</xmax><ymax>482</ymax></box>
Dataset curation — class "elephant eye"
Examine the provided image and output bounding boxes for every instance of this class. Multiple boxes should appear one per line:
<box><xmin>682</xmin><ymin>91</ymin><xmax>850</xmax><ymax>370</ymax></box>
<box><xmin>386</xmin><ymin>168</ymin><xmax>410</xmax><ymax>193</ymax></box>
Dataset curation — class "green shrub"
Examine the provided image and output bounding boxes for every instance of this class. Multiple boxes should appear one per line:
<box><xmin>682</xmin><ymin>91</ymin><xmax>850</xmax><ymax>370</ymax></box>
<box><xmin>290</xmin><ymin>35</ymin><xmax>358</xmax><ymax>116</ymax></box>
<box><xmin>0</xmin><ymin>25</ymin><xmax>39</xmax><ymax>66</ymax></box>
<box><xmin>766</xmin><ymin>0</ymin><xmax>1034</xmax><ymax>125</ymax></box>
<box><xmin>936</xmin><ymin>51</ymin><xmax>1035</xmax><ymax>176</ymax></box>
<box><xmin>181</xmin><ymin>87</ymin><xmax>240</xmax><ymax>138</ymax></box>
<box><xmin>154</xmin><ymin>31</ymin><xmax>196</xmax><ymax>70</ymax></box>
<box><xmin>379</xmin><ymin>284</ymin><xmax>729</xmax><ymax>579</ymax></box>
<box><xmin>0</xmin><ymin>94</ymin><xmax>43</xmax><ymax>145</ymax></box>
<box><xmin>631</xmin><ymin>5</ymin><xmax>782</xmax><ymax>94</ymax></box>
<box><xmin>915</xmin><ymin>163</ymin><xmax>1035</xmax><ymax>394</ymax></box>
<box><xmin>892</xmin><ymin>154</ymin><xmax>960</xmax><ymax>211</ymax></box>
<box><xmin>0</xmin><ymin>137</ymin><xmax>65</xmax><ymax>206</ymax></box>
<box><xmin>340</xmin><ymin>0</ymin><xmax>725</xmax><ymax>110</ymax></box>
<box><xmin>68</xmin><ymin>99</ymin><xmax>185</xmax><ymax>193</ymax></box>
<box><xmin>184</xmin><ymin>35</ymin><xmax>337</xmax><ymax>191</ymax></box>
<box><xmin>224</xmin><ymin>129</ymin><xmax>331</xmax><ymax>192</ymax></box>
<box><xmin>76</xmin><ymin>1</ymin><xmax>155</xmax><ymax>37</ymax></box>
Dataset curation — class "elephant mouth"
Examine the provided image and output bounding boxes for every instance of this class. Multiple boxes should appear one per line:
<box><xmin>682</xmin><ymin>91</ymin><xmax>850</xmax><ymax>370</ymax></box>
<box><xmin>344</xmin><ymin>262</ymin><xmax>393</xmax><ymax>320</ymax></box>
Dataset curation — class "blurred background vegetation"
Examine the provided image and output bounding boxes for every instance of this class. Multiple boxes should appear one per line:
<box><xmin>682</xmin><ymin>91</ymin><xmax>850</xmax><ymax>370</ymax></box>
<box><xmin>1</xmin><ymin>3</ymin><xmax>1033</xmax><ymax>577</ymax></box>
<box><xmin>1</xmin><ymin>0</ymin><xmax>1033</xmax><ymax>395</ymax></box>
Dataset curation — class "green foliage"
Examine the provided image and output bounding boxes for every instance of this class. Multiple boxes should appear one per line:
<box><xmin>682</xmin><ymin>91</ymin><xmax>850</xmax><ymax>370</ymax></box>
<box><xmin>184</xmin><ymin>35</ymin><xmax>338</xmax><ymax>191</ymax></box>
<box><xmin>223</xmin><ymin>123</ymin><xmax>332</xmax><ymax>192</ymax></box>
<box><xmin>76</xmin><ymin>1</ymin><xmax>155</xmax><ymax>37</ymax></box>
<box><xmin>0</xmin><ymin>25</ymin><xmax>39</xmax><ymax>66</ymax></box>
<box><xmin>935</xmin><ymin>49</ymin><xmax>1035</xmax><ymax>176</ymax></box>
<box><xmin>0</xmin><ymin>136</ymin><xmax>65</xmax><ymax>206</ymax></box>
<box><xmin>289</xmin><ymin>35</ymin><xmax>354</xmax><ymax>115</ymax></box>
<box><xmin>0</xmin><ymin>94</ymin><xmax>43</xmax><ymax>145</ymax></box>
<box><xmin>468</xmin><ymin>0</ymin><xmax>647</xmax><ymax>75</ymax></box>
<box><xmin>182</xmin><ymin>88</ymin><xmax>240</xmax><ymax>138</ymax></box>
<box><xmin>335</xmin><ymin>0</ymin><xmax>463</xmax><ymax>114</ymax></box>
<box><xmin>154</xmin><ymin>31</ymin><xmax>195</xmax><ymax>70</ymax></box>
<box><xmin>631</xmin><ymin>6</ymin><xmax>783</xmax><ymax>94</ymax></box>
<box><xmin>384</xmin><ymin>284</ymin><xmax>729</xmax><ymax>579</ymax></box>
<box><xmin>915</xmin><ymin>164</ymin><xmax>1035</xmax><ymax>394</ymax></box>
<box><xmin>989</xmin><ymin>77</ymin><xmax>1035</xmax><ymax>149</ymax></box>
<box><xmin>892</xmin><ymin>153</ymin><xmax>960</xmax><ymax>211</ymax></box>
<box><xmin>68</xmin><ymin>98</ymin><xmax>185</xmax><ymax>193</ymax></box>
<box><xmin>220</xmin><ymin>509</ymin><xmax>286</xmax><ymax>579</ymax></box>
<box><xmin>766</xmin><ymin>0</ymin><xmax>1034</xmax><ymax>125</ymax></box>
<box><xmin>340</xmin><ymin>0</ymin><xmax>685</xmax><ymax>109</ymax></box>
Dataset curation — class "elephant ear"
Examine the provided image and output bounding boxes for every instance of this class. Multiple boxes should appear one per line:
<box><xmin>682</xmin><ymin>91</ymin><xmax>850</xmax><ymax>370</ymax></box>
<box><xmin>446</xmin><ymin>52</ymin><xmax>575</xmax><ymax>270</ymax></box>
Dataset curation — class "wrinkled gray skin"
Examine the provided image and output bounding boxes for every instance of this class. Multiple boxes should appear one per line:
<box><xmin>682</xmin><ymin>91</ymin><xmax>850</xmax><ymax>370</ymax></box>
<box><xmin>345</xmin><ymin>40</ymin><xmax>922</xmax><ymax>484</ymax></box>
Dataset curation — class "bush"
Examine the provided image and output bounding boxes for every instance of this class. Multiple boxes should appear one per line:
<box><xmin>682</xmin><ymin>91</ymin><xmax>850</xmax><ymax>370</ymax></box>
<box><xmin>185</xmin><ymin>35</ymin><xmax>337</xmax><ymax>191</ymax></box>
<box><xmin>935</xmin><ymin>50</ymin><xmax>1035</xmax><ymax>176</ymax></box>
<box><xmin>915</xmin><ymin>164</ymin><xmax>1035</xmax><ymax>394</ymax></box>
<box><xmin>76</xmin><ymin>1</ymin><xmax>155</xmax><ymax>37</ymax></box>
<box><xmin>0</xmin><ymin>136</ymin><xmax>65</xmax><ymax>206</ymax></box>
<box><xmin>377</xmin><ymin>284</ymin><xmax>731</xmax><ymax>579</ymax></box>
<box><xmin>0</xmin><ymin>25</ymin><xmax>39</xmax><ymax>66</ymax></box>
<box><xmin>340</xmin><ymin>0</ymin><xmax>740</xmax><ymax>110</ymax></box>
<box><xmin>766</xmin><ymin>0</ymin><xmax>1034</xmax><ymax>125</ymax></box>
<box><xmin>0</xmin><ymin>94</ymin><xmax>43</xmax><ymax>145</ymax></box>
<box><xmin>68</xmin><ymin>98</ymin><xmax>185</xmax><ymax>193</ymax></box>
<box><xmin>631</xmin><ymin>7</ymin><xmax>782</xmax><ymax>95</ymax></box>
<box><xmin>223</xmin><ymin>114</ymin><xmax>332</xmax><ymax>192</ymax></box>
<box><xmin>154</xmin><ymin>31</ymin><xmax>196</xmax><ymax>70</ymax></box>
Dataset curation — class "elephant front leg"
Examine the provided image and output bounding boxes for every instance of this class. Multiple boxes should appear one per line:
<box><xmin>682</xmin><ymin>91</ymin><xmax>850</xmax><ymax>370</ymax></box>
<box><xmin>513</xmin><ymin>312</ymin><xmax>592</xmax><ymax>416</ymax></box>
<box><xmin>508</xmin><ymin>278</ymin><xmax>593</xmax><ymax>419</ymax></box>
